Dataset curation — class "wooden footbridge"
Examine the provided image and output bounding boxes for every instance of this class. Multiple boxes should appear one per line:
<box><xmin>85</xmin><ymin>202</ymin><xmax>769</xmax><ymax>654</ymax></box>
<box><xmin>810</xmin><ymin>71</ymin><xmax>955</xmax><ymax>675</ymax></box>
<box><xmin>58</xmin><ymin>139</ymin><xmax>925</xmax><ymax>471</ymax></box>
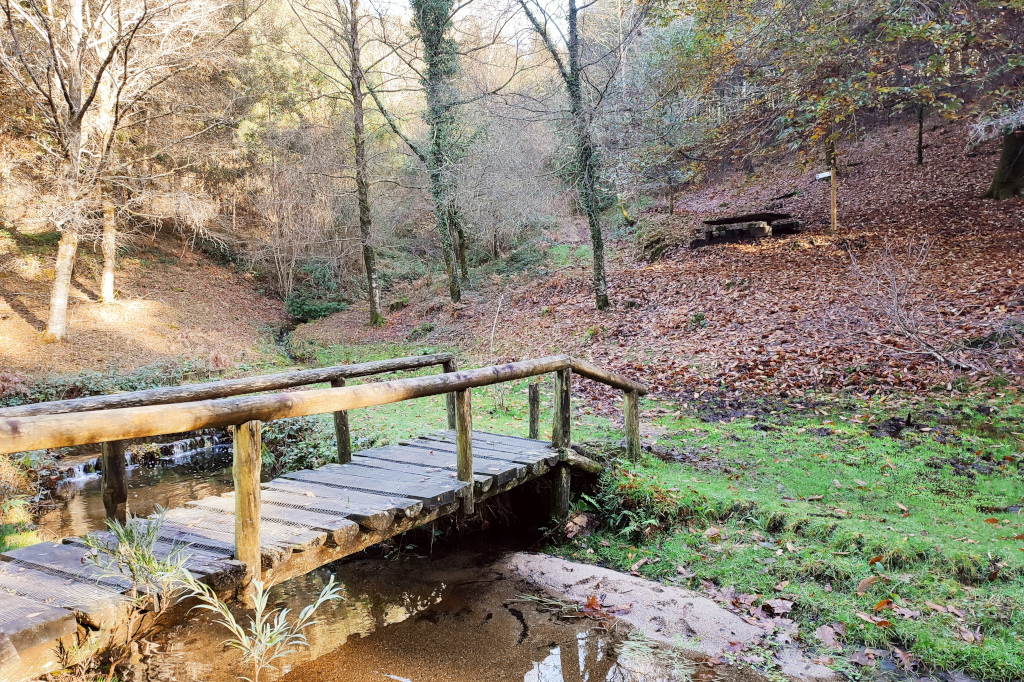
<box><xmin>0</xmin><ymin>354</ymin><xmax>645</xmax><ymax>682</ymax></box>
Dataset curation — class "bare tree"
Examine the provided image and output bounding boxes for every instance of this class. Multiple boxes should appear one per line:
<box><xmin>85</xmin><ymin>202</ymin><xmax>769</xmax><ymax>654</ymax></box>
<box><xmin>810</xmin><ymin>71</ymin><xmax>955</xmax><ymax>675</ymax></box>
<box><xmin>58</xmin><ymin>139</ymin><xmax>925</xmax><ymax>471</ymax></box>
<box><xmin>287</xmin><ymin>0</ymin><xmax>385</xmax><ymax>325</ymax></box>
<box><xmin>0</xmin><ymin>0</ymin><xmax>234</xmax><ymax>340</ymax></box>
<box><xmin>517</xmin><ymin>0</ymin><xmax>646</xmax><ymax>310</ymax></box>
<box><xmin>366</xmin><ymin>0</ymin><xmax>527</xmax><ymax>303</ymax></box>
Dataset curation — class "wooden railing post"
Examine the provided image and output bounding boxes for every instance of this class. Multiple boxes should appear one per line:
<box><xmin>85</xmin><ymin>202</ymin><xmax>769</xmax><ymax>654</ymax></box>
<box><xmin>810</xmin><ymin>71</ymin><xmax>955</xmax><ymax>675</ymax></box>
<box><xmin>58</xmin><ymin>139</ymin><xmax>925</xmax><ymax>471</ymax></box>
<box><xmin>233</xmin><ymin>420</ymin><xmax>262</xmax><ymax>607</ymax></box>
<box><xmin>528</xmin><ymin>382</ymin><xmax>540</xmax><ymax>440</ymax></box>
<box><xmin>454</xmin><ymin>388</ymin><xmax>474</xmax><ymax>515</ymax></box>
<box><xmin>330</xmin><ymin>378</ymin><xmax>352</xmax><ymax>463</ymax></box>
<box><xmin>100</xmin><ymin>440</ymin><xmax>127</xmax><ymax>525</ymax></box>
<box><xmin>552</xmin><ymin>368</ymin><xmax>571</xmax><ymax>451</ymax></box>
<box><xmin>624</xmin><ymin>390</ymin><xmax>640</xmax><ymax>462</ymax></box>
<box><xmin>443</xmin><ymin>358</ymin><xmax>458</xmax><ymax>430</ymax></box>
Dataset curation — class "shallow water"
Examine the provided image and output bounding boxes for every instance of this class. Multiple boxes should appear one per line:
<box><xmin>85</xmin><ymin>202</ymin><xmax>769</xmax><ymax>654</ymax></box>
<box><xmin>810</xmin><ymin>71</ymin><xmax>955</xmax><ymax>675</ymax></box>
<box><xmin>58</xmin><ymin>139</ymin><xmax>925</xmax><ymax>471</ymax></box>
<box><xmin>36</xmin><ymin>453</ymin><xmax>234</xmax><ymax>539</ymax></box>
<box><xmin>144</xmin><ymin>551</ymin><xmax>754</xmax><ymax>682</ymax></box>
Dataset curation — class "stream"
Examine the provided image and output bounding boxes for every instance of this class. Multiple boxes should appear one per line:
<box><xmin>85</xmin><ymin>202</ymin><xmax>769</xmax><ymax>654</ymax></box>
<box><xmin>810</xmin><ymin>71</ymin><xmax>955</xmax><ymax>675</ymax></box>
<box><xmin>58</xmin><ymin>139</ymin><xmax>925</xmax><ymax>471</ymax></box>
<box><xmin>36</xmin><ymin>432</ymin><xmax>235</xmax><ymax>539</ymax></box>
<box><xmin>144</xmin><ymin>549</ymin><xmax>756</xmax><ymax>682</ymax></box>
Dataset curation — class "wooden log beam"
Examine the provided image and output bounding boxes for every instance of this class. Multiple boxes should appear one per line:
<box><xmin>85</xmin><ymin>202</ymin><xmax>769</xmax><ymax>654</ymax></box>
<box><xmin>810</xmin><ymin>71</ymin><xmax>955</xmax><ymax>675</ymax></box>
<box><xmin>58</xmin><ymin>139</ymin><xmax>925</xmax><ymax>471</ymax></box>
<box><xmin>552</xmin><ymin>463</ymin><xmax>570</xmax><ymax>522</ymax></box>
<box><xmin>569</xmin><ymin>358</ymin><xmax>647</xmax><ymax>396</ymax></box>
<box><xmin>624</xmin><ymin>390</ymin><xmax>641</xmax><ymax>462</ymax></box>
<box><xmin>0</xmin><ymin>356</ymin><xmax>572</xmax><ymax>454</ymax></box>
<box><xmin>552</xmin><ymin>368</ymin><xmax>571</xmax><ymax>451</ymax></box>
<box><xmin>330</xmin><ymin>378</ymin><xmax>351</xmax><ymax>464</ymax></box>
<box><xmin>0</xmin><ymin>353</ymin><xmax>456</xmax><ymax>419</ymax></box>
<box><xmin>442</xmin><ymin>358</ymin><xmax>458</xmax><ymax>430</ymax></box>
<box><xmin>528</xmin><ymin>383</ymin><xmax>540</xmax><ymax>440</ymax></box>
<box><xmin>454</xmin><ymin>388</ymin><xmax>473</xmax><ymax>514</ymax></box>
<box><xmin>100</xmin><ymin>440</ymin><xmax>128</xmax><ymax>524</ymax></box>
<box><xmin>233</xmin><ymin>421</ymin><xmax>262</xmax><ymax>608</ymax></box>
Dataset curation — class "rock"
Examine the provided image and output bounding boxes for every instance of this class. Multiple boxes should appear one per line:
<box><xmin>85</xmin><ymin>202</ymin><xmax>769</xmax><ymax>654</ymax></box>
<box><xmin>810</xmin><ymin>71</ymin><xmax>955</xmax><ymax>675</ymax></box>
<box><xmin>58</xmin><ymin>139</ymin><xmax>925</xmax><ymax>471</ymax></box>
<box><xmin>748</xmin><ymin>221</ymin><xmax>772</xmax><ymax>238</ymax></box>
<box><xmin>504</xmin><ymin>552</ymin><xmax>840</xmax><ymax>681</ymax></box>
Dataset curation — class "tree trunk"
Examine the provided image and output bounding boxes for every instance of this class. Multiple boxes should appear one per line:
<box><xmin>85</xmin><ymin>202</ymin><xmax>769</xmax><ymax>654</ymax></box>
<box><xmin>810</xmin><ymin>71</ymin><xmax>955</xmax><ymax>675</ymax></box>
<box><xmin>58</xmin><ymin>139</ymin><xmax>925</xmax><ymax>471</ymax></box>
<box><xmin>983</xmin><ymin>129</ymin><xmax>1024</xmax><ymax>200</ymax></box>
<box><xmin>916</xmin><ymin>103</ymin><xmax>924</xmax><ymax>166</ymax></box>
<box><xmin>42</xmin><ymin>229</ymin><xmax>80</xmax><ymax>342</ymax></box>
<box><xmin>101</xmin><ymin>192</ymin><xmax>116</xmax><ymax>302</ymax></box>
<box><xmin>413</xmin><ymin>0</ymin><xmax>464</xmax><ymax>303</ymax></box>
<box><xmin>348</xmin><ymin>0</ymin><xmax>383</xmax><ymax>326</ymax></box>
<box><xmin>566</xmin><ymin>0</ymin><xmax>610</xmax><ymax>310</ymax></box>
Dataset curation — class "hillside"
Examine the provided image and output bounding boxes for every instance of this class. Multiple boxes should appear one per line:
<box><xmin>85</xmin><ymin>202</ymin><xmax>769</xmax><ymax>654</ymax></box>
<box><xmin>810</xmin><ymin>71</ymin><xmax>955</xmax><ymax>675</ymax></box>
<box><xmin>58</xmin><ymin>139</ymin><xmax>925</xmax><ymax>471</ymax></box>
<box><xmin>0</xmin><ymin>229</ymin><xmax>287</xmax><ymax>379</ymax></box>
<box><xmin>295</xmin><ymin>120</ymin><xmax>1024</xmax><ymax>398</ymax></box>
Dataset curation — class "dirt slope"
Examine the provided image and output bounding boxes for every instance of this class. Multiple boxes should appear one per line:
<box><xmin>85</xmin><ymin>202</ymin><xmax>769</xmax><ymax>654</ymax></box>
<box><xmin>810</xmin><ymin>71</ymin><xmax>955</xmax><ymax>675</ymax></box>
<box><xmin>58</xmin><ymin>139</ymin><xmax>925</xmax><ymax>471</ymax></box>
<box><xmin>0</xmin><ymin>231</ymin><xmax>287</xmax><ymax>378</ymax></box>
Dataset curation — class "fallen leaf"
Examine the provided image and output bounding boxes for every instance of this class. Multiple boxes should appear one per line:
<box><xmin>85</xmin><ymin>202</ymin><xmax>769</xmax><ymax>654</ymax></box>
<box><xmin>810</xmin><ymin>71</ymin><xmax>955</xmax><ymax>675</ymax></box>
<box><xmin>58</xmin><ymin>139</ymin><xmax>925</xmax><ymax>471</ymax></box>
<box><xmin>786</xmin><ymin>541</ymin><xmax>798</xmax><ymax>553</ymax></box>
<box><xmin>984</xmin><ymin>518</ymin><xmax>1000</xmax><ymax>524</ymax></box>
<box><xmin>925</xmin><ymin>601</ymin><xmax>947</xmax><ymax>613</ymax></box>
<box><xmin>855</xmin><ymin>611</ymin><xmax>877</xmax><ymax>624</ymax></box>
<box><xmin>894</xmin><ymin>607</ymin><xmax>920</xmax><ymax>619</ymax></box>
<box><xmin>849</xmin><ymin>650</ymin><xmax>875</xmax><ymax>666</ymax></box>
<box><xmin>868</xmin><ymin>555</ymin><xmax>884</xmax><ymax>565</ymax></box>
<box><xmin>677</xmin><ymin>566</ymin><xmax>695</xmax><ymax>578</ymax></box>
<box><xmin>833</xmin><ymin>479</ymin><xmax>842</xmax><ymax>489</ymax></box>
<box><xmin>704</xmin><ymin>526</ymin><xmax>721</xmax><ymax>540</ymax></box>
<box><xmin>873</xmin><ymin>598</ymin><xmax>893</xmax><ymax>612</ymax></box>
<box><xmin>874</xmin><ymin>619</ymin><xmax>893</xmax><ymax>628</ymax></box>
<box><xmin>774</xmin><ymin>580</ymin><xmax>790</xmax><ymax>590</ymax></box>
<box><xmin>896</xmin><ymin>502</ymin><xmax>908</xmax><ymax>512</ymax></box>
<box><xmin>831</xmin><ymin>622</ymin><xmax>847</xmax><ymax>636</ymax></box>
<box><xmin>815</xmin><ymin>624</ymin><xmax>839</xmax><ymax>648</ymax></box>
<box><xmin>725</xmin><ymin>641</ymin><xmax>745</xmax><ymax>653</ymax></box>
<box><xmin>856</xmin><ymin>576</ymin><xmax>878</xmax><ymax>595</ymax></box>
<box><xmin>766</xmin><ymin>598</ymin><xmax>793</xmax><ymax>615</ymax></box>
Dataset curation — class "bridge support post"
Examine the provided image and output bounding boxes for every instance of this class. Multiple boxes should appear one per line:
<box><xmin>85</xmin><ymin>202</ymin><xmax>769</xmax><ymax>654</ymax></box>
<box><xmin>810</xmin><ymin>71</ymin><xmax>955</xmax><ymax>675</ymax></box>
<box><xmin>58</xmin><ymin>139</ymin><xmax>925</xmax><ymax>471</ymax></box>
<box><xmin>528</xmin><ymin>382</ymin><xmax>540</xmax><ymax>440</ymax></box>
<box><xmin>443</xmin><ymin>358</ymin><xmax>458</xmax><ymax>430</ymax></box>
<box><xmin>100</xmin><ymin>440</ymin><xmax>127</xmax><ymax>525</ymax></box>
<box><xmin>454</xmin><ymin>388</ymin><xmax>474</xmax><ymax>514</ymax></box>
<box><xmin>331</xmin><ymin>378</ymin><xmax>352</xmax><ymax>463</ymax></box>
<box><xmin>624</xmin><ymin>390</ymin><xmax>640</xmax><ymax>462</ymax></box>
<box><xmin>552</xmin><ymin>368</ymin><xmax>571</xmax><ymax>451</ymax></box>
<box><xmin>233</xmin><ymin>420</ymin><xmax>262</xmax><ymax>607</ymax></box>
<box><xmin>552</xmin><ymin>463</ymin><xmax>571</xmax><ymax>523</ymax></box>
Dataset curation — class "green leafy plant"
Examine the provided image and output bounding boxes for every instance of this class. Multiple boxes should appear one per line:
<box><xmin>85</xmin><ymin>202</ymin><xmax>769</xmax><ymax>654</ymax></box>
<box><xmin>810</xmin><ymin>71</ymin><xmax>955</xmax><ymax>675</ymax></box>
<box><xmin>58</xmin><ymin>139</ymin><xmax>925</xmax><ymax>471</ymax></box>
<box><xmin>184</xmin><ymin>575</ymin><xmax>344</xmax><ymax>682</ymax></box>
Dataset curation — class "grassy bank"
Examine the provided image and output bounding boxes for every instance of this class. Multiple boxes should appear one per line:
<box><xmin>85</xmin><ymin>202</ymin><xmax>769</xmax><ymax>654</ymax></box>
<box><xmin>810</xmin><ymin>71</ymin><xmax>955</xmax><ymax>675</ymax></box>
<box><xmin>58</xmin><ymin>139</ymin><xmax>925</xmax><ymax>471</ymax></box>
<box><xmin>554</xmin><ymin>391</ymin><xmax>1024</xmax><ymax>681</ymax></box>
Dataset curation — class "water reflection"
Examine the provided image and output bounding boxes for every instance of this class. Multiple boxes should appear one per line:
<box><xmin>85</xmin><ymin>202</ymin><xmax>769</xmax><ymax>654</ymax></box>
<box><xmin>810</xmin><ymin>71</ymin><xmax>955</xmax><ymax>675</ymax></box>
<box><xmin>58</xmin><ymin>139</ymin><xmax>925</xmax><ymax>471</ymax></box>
<box><xmin>144</xmin><ymin>553</ymin><xmax>710</xmax><ymax>682</ymax></box>
<box><xmin>37</xmin><ymin>457</ymin><xmax>234</xmax><ymax>539</ymax></box>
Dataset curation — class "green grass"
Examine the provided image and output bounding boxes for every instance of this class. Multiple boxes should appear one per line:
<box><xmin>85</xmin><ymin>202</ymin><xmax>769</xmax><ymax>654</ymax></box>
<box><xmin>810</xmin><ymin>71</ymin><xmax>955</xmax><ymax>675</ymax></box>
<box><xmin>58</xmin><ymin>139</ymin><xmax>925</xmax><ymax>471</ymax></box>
<box><xmin>553</xmin><ymin>391</ymin><xmax>1024</xmax><ymax>681</ymax></box>
<box><xmin>0</xmin><ymin>524</ymin><xmax>37</xmax><ymax>553</ymax></box>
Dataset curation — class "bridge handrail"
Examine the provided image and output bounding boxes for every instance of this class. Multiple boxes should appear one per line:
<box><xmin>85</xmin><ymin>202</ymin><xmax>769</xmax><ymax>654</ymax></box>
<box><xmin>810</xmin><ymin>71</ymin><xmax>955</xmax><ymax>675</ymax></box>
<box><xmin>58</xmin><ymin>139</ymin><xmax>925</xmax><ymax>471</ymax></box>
<box><xmin>0</xmin><ymin>352</ymin><xmax>457</xmax><ymax>419</ymax></box>
<box><xmin>0</xmin><ymin>355</ymin><xmax>645</xmax><ymax>454</ymax></box>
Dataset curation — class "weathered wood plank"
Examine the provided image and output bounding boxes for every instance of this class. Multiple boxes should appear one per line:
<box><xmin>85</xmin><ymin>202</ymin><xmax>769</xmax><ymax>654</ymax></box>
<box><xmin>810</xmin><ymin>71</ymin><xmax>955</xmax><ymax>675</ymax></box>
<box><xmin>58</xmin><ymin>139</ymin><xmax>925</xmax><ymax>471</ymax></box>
<box><xmin>259</xmin><ymin>487</ymin><xmax>396</xmax><ymax>531</ymax></box>
<box><xmin>186</xmin><ymin>495</ymin><xmax>360</xmax><ymax>548</ymax></box>
<box><xmin>361</xmin><ymin>445</ymin><xmax>524</xmax><ymax>485</ymax></box>
<box><xmin>0</xmin><ymin>562</ymin><xmax>129</xmax><ymax>629</ymax></box>
<box><xmin>263</xmin><ymin>478</ymin><xmax>422</xmax><ymax>517</ymax></box>
<box><xmin>1</xmin><ymin>542</ymin><xmax>133</xmax><ymax>592</ymax></box>
<box><xmin>405</xmin><ymin>436</ymin><xmax>558</xmax><ymax>469</ymax></box>
<box><xmin>426</xmin><ymin>431</ymin><xmax>557</xmax><ymax>459</ymax></box>
<box><xmin>347</xmin><ymin>456</ymin><xmax>493</xmax><ymax>493</ymax></box>
<box><xmin>0</xmin><ymin>627</ymin><xmax>18</xmax><ymax>676</ymax></box>
<box><xmin>163</xmin><ymin>507</ymin><xmax>327</xmax><ymax>554</ymax></box>
<box><xmin>0</xmin><ymin>592</ymin><xmax>75</xmax><ymax>655</ymax></box>
<box><xmin>282</xmin><ymin>467</ymin><xmax>463</xmax><ymax>508</ymax></box>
